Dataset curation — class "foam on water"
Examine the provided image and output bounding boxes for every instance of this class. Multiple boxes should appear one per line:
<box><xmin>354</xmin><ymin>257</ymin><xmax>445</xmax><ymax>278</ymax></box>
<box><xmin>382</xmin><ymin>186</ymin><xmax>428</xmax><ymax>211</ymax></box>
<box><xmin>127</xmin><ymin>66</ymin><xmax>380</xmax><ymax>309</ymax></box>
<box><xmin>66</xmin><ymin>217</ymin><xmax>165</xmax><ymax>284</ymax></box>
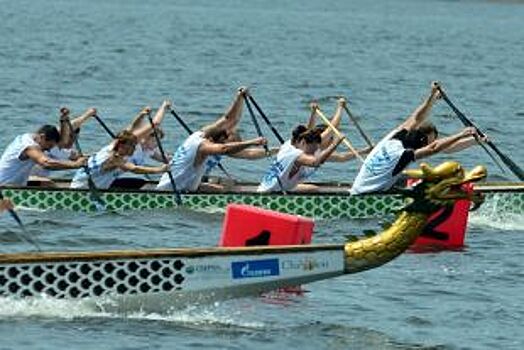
<box><xmin>469</xmin><ymin>211</ymin><xmax>524</xmax><ymax>231</ymax></box>
<box><xmin>0</xmin><ymin>295</ymin><xmax>265</xmax><ymax>329</ymax></box>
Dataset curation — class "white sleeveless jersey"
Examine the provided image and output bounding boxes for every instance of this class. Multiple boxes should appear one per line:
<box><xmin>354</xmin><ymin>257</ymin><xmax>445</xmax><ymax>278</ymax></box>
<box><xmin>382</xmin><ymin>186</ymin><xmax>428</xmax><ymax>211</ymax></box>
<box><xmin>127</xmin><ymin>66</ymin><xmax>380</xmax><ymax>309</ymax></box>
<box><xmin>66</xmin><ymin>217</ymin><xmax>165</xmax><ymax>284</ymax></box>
<box><xmin>350</xmin><ymin>130</ymin><xmax>407</xmax><ymax>195</ymax></box>
<box><xmin>70</xmin><ymin>145</ymin><xmax>122</xmax><ymax>189</ymax></box>
<box><xmin>0</xmin><ymin>133</ymin><xmax>41</xmax><ymax>186</ymax></box>
<box><xmin>157</xmin><ymin>131</ymin><xmax>206</xmax><ymax>191</ymax></box>
<box><xmin>31</xmin><ymin>147</ymin><xmax>73</xmax><ymax>177</ymax></box>
<box><xmin>128</xmin><ymin>143</ymin><xmax>155</xmax><ymax>166</ymax></box>
<box><xmin>257</xmin><ymin>141</ymin><xmax>314</xmax><ymax>192</ymax></box>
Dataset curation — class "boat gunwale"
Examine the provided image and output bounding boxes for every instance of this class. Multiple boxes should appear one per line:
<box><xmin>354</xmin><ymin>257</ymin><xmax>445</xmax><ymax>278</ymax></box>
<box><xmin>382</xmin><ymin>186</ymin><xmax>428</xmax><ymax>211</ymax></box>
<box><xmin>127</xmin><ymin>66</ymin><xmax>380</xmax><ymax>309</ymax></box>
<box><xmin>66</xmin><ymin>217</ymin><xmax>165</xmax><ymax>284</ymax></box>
<box><xmin>0</xmin><ymin>244</ymin><xmax>344</xmax><ymax>264</ymax></box>
<box><xmin>1</xmin><ymin>181</ymin><xmax>523</xmax><ymax>196</ymax></box>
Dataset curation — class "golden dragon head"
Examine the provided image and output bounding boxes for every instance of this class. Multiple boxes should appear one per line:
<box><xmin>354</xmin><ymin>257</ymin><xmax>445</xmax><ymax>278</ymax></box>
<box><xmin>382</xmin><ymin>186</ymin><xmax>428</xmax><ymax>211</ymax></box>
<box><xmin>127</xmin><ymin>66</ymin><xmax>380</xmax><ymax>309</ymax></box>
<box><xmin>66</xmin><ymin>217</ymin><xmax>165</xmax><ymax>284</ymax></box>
<box><xmin>343</xmin><ymin>161</ymin><xmax>487</xmax><ymax>274</ymax></box>
<box><xmin>401</xmin><ymin>161</ymin><xmax>487</xmax><ymax>213</ymax></box>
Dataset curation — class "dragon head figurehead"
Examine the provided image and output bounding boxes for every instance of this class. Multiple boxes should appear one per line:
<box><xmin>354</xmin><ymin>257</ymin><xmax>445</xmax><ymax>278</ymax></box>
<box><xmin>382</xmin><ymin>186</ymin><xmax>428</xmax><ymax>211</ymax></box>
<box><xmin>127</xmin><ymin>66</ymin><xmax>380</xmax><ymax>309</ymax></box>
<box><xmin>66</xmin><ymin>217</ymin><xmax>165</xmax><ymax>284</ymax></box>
<box><xmin>401</xmin><ymin>161</ymin><xmax>487</xmax><ymax>214</ymax></box>
<box><xmin>344</xmin><ymin>161</ymin><xmax>487</xmax><ymax>274</ymax></box>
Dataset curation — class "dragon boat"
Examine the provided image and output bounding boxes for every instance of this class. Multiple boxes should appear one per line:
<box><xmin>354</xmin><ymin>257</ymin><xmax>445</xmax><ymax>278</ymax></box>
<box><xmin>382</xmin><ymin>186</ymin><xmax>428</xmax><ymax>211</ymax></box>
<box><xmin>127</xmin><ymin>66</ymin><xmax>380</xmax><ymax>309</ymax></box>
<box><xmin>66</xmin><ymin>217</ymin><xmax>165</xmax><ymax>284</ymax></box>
<box><xmin>0</xmin><ymin>176</ymin><xmax>521</xmax><ymax>219</ymax></box>
<box><xmin>0</xmin><ymin>162</ymin><xmax>486</xmax><ymax>311</ymax></box>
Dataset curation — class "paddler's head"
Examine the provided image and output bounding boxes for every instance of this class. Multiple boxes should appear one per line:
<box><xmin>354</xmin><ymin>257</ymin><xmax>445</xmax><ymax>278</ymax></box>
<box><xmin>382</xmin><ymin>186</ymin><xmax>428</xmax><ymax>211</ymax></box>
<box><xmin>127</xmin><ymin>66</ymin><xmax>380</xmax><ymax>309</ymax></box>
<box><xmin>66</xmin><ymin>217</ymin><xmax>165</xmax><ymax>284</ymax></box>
<box><xmin>404</xmin><ymin>122</ymin><xmax>438</xmax><ymax>149</ymax></box>
<box><xmin>36</xmin><ymin>125</ymin><xmax>61</xmax><ymax>151</ymax></box>
<box><xmin>142</xmin><ymin>127</ymin><xmax>164</xmax><ymax>151</ymax></box>
<box><xmin>114</xmin><ymin>130</ymin><xmax>138</xmax><ymax>156</ymax></box>
<box><xmin>297</xmin><ymin>128</ymin><xmax>322</xmax><ymax>155</ymax></box>
<box><xmin>206</xmin><ymin>128</ymin><xmax>231</xmax><ymax>144</ymax></box>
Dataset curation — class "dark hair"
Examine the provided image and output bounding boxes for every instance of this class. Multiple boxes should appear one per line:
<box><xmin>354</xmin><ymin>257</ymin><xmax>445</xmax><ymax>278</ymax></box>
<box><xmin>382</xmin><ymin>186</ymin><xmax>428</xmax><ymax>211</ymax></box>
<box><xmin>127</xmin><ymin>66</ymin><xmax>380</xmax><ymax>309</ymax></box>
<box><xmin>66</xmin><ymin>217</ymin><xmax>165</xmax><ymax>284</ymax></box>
<box><xmin>291</xmin><ymin>125</ymin><xmax>322</xmax><ymax>145</ymax></box>
<box><xmin>393</xmin><ymin>122</ymin><xmax>438</xmax><ymax>149</ymax></box>
<box><xmin>149</xmin><ymin>127</ymin><xmax>164</xmax><ymax>139</ymax></box>
<box><xmin>291</xmin><ymin>125</ymin><xmax>308</xmax><ymax>143</ymax></box>
<box><xmin>206</xmin><ymin>128</ymin><xmax>229</xmax><ymax>143</ymax></box>
<box><xmin>37</xmin><ymin>125</ymin><xmax>60</xmax><ymax>143</ymax></box>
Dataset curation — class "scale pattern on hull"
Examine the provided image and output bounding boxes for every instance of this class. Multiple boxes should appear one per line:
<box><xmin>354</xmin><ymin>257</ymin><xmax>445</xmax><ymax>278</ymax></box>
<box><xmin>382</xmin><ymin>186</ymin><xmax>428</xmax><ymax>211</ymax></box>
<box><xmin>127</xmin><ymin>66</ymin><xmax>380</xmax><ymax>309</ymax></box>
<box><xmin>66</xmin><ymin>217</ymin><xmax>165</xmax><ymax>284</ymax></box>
<box><xmin>0</xmin><ymin>258</ymin><xmax>186</xmax><ymax>299</ymax></box>
<box><xmin>2</xmin><ymin>188</ymin><xmax>523</xmax><ymax>219</ymax></box>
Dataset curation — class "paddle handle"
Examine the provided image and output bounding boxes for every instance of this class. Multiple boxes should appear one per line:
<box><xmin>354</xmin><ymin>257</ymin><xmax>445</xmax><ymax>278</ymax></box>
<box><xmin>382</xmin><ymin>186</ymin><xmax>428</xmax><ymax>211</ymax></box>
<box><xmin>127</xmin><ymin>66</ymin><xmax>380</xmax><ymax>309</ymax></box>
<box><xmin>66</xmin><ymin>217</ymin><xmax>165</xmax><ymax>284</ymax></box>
<box><xmin>94</xmin><ymin>115</ymin><xmax>116</xmax><ymax>139</ymax></box>
<box><xmin>247</xmin><ymin>95</ymin><xmax>285</xmax><ymax>144</ymax></box>
<box><xmin>343</xmin><ymin>105</ymin><xmax>374</xmax><ymax>148</ymax></box>
<box><xmin>438</xmin><ymin>87</ymin><xmax>524</xmax><ymax>180</ymax></box>
<box><xmin>315</xmin><ymin>108</ymin><xmax>365</xmax><ymax>162</ymax></box>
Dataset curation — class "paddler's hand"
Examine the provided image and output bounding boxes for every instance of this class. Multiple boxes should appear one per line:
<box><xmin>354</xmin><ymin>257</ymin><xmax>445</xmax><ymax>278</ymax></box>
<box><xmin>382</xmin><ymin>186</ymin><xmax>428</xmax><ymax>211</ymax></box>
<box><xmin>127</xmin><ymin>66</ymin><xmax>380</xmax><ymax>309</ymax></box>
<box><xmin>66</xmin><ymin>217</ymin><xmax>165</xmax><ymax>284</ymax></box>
<box><xmin>86</xmin><ymin>107</ymin><xmax>97</xmax><ymax>117</ymax></box>
<box><xmin>252</xmin><ymin>137</ymin><xmax>267</xmax><ymax>146</ymax></box>
<box><xmin>337</xmin><ymin>97</ymin><xmax>347</xmax><ymax>107</ymax></box>
<box><xmin>0</xmin><ymin>198</ymin><xmax>14</xmax><ymax>212</ymax></box>
<box><xmin>431</xmin><ymin>81</ymin><xmax>442</xmax><ymax>100</ymax></box>
<box><xmin>238</xmin><ymin>86</ymin><xmax>249</xmax><ymax>96</ymax></box>
<box><xmin>309</xmin><ymin>101</ymin><xmax>319</xmax><ymax>111</ymax></box>
<box><xmin>160</xmin><ymin>163</ymin><xmax>170</xmax><ymax>172</ymax></box>
<box><xmin>140</xmin><ymin>106</ymin><xmax>152</xmax><ymax>116</ymax></box>
<box><xmin>59</xmin><ymin>107</ymin><xmax>70</xmax><ymax>121</ymax></box>
<box><xmin>460</xmin><ymin>127</ymin><xmax>477</xmax><ymax>138</ymax></box>
<box><xmin>75</xmin><ymin>156</ymin><xmax>88</xmax><ymax>167</ymax></box>
<box><xmin>161</xmin><ymin>100</ymin><xmax>172</xmax><ymax>110</ymax></box>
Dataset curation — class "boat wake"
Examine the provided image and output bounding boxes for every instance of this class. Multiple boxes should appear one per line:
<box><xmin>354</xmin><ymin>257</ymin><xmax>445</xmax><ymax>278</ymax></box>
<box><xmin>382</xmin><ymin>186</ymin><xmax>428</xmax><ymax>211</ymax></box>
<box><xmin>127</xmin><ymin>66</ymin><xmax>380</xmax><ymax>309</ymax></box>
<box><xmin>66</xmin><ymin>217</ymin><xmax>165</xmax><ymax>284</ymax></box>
<box><xmin>0</xmin><ymin>295</ymin><xmax>264</xmax><ymax>329</ymax></box>
<box><xmin>470</xmin><ymin>210</ymin><xmax>524</xmax><ymax>231</ymax></box>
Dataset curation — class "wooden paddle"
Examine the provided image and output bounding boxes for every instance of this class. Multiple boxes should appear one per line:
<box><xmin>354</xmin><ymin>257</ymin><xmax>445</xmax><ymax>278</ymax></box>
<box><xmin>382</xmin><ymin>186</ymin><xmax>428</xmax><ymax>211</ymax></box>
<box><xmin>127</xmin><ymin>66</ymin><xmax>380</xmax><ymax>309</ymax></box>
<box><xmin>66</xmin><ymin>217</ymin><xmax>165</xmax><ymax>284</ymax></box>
<box><xmin>437</xmin><ymin>87</ymin><xmax>524</xmax><ymax>181</ymax></box>
<box><xmin>146</xmin><ymin>111</ymin><xmax>182</xmax><ymax>205</ymax></box>
<box><xmin>314</xmin><ymin>107</ymin><xmax>365</xmax><ymax>163</ymax></box>
<box><xmin>0</xmin><ymin>191</ymin><xmax>41</xmax><ymax>251</ymax></box>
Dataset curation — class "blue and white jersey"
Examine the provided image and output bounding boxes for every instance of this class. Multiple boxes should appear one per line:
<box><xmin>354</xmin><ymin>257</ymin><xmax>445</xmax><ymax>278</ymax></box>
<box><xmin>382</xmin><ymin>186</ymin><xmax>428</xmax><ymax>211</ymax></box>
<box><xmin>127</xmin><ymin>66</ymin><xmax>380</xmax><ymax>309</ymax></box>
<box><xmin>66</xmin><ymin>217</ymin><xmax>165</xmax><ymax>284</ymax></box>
<box><xmin>70</xmin><ymin>145</ymin><xmax>123</xmax><ymax>189</ymax></box>
<box><xmin>204</xmin><ymin>155</ymin><xmax>222</xmax><ymax>175</ymax></box>
<box><xmin>157</xmin><ymin>131</ymin><xmax>206</xmax><ymax>191</ymax></box>
<box><xmin>128</xmin><ymin>143</ymin><xmax>155</xmax><ymax>166</ymax></box>
<box><xmin>0</xmin><ymin>133</ymin><xmax>41</xmax><ymax>186</ymax></box>
<box><xmin>257</xmin><ymin>141</ymin><xmax>314</xmax><ymax>192</ymax></box>
<box><xmin>350</xmin><ymin>129</ymin><xmax>407</xmax><ymax>195</ymax></box>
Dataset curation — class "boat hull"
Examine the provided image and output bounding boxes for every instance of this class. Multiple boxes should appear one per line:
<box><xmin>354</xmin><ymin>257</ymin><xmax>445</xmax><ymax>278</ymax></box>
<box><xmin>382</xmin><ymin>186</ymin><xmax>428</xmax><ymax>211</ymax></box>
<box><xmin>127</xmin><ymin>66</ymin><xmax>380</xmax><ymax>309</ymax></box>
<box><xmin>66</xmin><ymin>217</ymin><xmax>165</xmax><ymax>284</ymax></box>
<box><xmin>1</xmin><ymin>182</ymin><xmax>523</xmax><ymax>219</ymax></box>
<box><xmin>0</xmin><ymin>246</ymin><xmax>345</xmax><ymax>312</ymax></box>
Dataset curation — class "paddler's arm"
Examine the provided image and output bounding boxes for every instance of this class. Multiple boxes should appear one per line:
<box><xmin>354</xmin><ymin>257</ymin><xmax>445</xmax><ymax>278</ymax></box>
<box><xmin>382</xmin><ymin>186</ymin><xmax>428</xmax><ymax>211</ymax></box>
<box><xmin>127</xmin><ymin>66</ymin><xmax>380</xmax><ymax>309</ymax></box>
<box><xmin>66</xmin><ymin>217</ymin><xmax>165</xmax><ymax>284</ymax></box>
<box><xmin>202</xmin><ymin>87</ymin><xmax>247</xmax><ymax>135</ymax></box>
<box><xmin>295</xmin><ymin>135</ymin><xmax>345</xmax><ymax>167</ymax></box>
<box><xmin>132</xmin><ymin>101</ymin><xmax>171</xmax><ymax>139</ymax></box>
<box><xmin>443</xmin><ymin>134</ymin><xmax>488</xmax><ymax>153</ymax></box>
<box><xmin>0</xmin><ymin>198</ymin><xmax>14</xmax><ymax>212</ymax></box>
<box><xmin>228</xmin><ymin>146</ymin><xmax>279</xmax><ymax>159</ymax></box>
<box><xmin>120</xmin><ymin>162</ymin><xmax>169</xmax><ymax>175</ymax></box>
<box><xmin>199</xmin><ymin>137</ymin><xmax>267</xmax><ymax>157</ymax></box>
<box><xmin>58</xmin><ymin>108</ymin><xmax>72</xmax><ymax>149</ymax></box>
<box><xmin>306</xmin><ymin>101</ymin><xmax>319</xmax><ymax>129</ymax></box>
<box><xmin>415</xmin><ymin>127</ymin><xmax>478</xmax><ymax>159</ymax></box>
<box><xmin>24</xmin><ymin>146</ymin><xmax>87</xmax><ymax>170</ymax></box>
<box><xmin>70</xmin><ymin>108</ymin><xmax>97</xmax><ymax>130</ymax></box>
<box><xmin>400</xmin><ymin>81</ymin><xmax>441</xmax><ymax>132</ymax></box>
<box><xmin>327</xmin><ymin>146</ymin><xmax>372</xmax><ymax>162</ymax></box>
<box><xmin>320</xmin><ymin>98</ymin><xmax>345</xmax><ymax>147</ymax></box>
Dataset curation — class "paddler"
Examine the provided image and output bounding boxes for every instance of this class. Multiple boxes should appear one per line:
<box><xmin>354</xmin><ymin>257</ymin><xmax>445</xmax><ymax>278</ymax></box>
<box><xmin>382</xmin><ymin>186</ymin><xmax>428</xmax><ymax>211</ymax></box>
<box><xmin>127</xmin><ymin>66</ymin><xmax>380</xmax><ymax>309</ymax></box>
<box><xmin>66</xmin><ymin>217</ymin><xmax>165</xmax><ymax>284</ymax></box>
<box><xmin>30</xmin><ymin>107</ymin><xmax>97</xmax><ymax>182</ymax></box>
<box><xmin>257</xmin><ymin>125</ymin><xmax>345</xmax><ymax>192</ymax></box>
<box><xmin>156</xmin><ymin>87</ymin><xmax>268</xmax><ymax>192</ymax></box>
<box><xmin>70</xmin><ymin>102</ymin><xmax>171</xmax><ymax>189</ymax></box>
<box><xmin>0</xmin><ymin>116</ymin><xmax>88</xmax><ymax>186</ymax></box>
<box><xmin>350</xmin><ymin>81</ymin><xmax>485</xmax><ymax>195</ymax></box>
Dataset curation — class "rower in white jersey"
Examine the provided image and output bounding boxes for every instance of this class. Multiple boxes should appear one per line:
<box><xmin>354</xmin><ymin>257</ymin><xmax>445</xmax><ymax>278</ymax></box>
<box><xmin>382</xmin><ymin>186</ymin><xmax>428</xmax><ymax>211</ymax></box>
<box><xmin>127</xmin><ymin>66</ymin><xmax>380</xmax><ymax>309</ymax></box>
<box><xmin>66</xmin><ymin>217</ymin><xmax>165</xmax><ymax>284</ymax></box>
<box><xmin>350</xmin><ymin>81</ymin><xmax>487</xmax><ymax>195</ymax></box>
<box><xmin>109</xmin><ymin>106</ymin><xmax>172</xmax><ymax>189</ymax></box>
<box><xmin>157</xmin><ymin>87</ymin><xmax>269</xmax><ymax>192</ymax></box>
<box><xmin>257</xmin><ymin>125</ymin><xmax>345</xmax><ymax>192</ymax></box>
<box><xmin>0</xmin><ymin>119</ymin><xmax>87</xmax><ymax>186</ymax></box>
<box><xmin>30</xmin><ymin>107</ymin><xmax>97</xmax><ymax>181</ymax></box>
<box><xmin>70</xmin><ymin>102</ymin><xmax>171</xmax><ymax>189</ymax></box>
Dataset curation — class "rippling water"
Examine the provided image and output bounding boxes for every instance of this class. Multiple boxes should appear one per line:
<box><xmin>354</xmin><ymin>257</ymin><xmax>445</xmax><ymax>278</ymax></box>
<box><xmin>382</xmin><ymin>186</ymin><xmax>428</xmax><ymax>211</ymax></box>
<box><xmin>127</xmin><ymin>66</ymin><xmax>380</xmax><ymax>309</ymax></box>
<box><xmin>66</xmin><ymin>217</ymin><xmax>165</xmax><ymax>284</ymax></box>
<box><xmin>1</xmin><ymin>0</ymin><xmax>524</xmax><ymax>349</ymax></box>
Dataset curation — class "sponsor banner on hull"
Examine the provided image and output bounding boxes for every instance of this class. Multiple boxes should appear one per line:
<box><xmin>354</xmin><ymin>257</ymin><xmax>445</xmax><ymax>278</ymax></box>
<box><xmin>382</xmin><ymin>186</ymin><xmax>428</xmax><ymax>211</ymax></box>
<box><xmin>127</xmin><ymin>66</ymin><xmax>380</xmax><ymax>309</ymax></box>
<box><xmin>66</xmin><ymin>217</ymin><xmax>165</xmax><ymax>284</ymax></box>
<box><xmin>231</xmin><ymin>258</ymin><xmax>280</xmax><ymax>279</ymax></box>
